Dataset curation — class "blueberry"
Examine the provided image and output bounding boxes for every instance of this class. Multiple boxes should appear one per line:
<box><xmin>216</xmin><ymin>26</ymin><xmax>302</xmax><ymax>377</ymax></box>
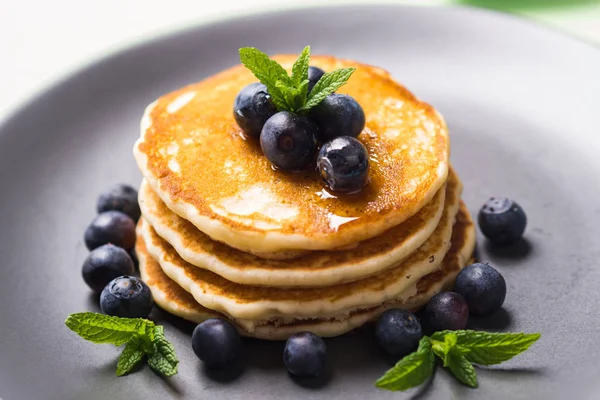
<box><xmin>309</xmin><ymin>94</ymin><xmax>365</xmax><ymax>142</ymax></box>
<box><xmin>234</xmin><ymin>82</ymin><xmax>278</xmax><ymax>138</ymax></box>
<box><xmin>100</xmin><ymin>276</ymin><xmax>153</xmax><ymax>318</ymax></box>
<box><xmin>307</xmin><ymin>66</ymin><xmax>325</xmax><ymax>92</ymax></box>
<box><xmin>82</xmin><ymin>244</ymin><xmax>135</xmax><ymax>293</ymax></box>
<box><xmin>260</xmin><ymin>111</ymin><xmax>318</xmax><ymax>171</ymax></box>
<box><xmin>375</xmin><ymin>309</ymin><xmax>423</xmax><ymax>357</ymax></box>
<box><xmin>317</xmin><ymin>136</ymin><xmax>369</xmax><ymax>192</ymax></box>
<box><xmin>84</xmin><ymin>211</ymin><xmax>136</xmax><ymax>251</ymax></box>
<box><xmin>192</xmin><ymin>318</ymin><xmax>241</xmax><ymax>368</ymax></box>
<box><xmin>478</xmin><ymin>197</ymin><xmax>527</xmax><ymax>245</ymax></box>
<box><xmin>454</xmin><ymin>263</ymin><xmax>506</xmax><ymax>316</ymax></box>
<box><xmin>96</xmin><ymin>183</ymin><xmax>141</xmax><ymax>222</ymax></box>
<box><xmin>283</xmin><ymin>332</ymin><xmax>327</xmax><ymax>378</ymax></box>
<box><xmin>423</xmin><ymin>292</ymin><xmax>469</xmax><ymax>332</ymax></box>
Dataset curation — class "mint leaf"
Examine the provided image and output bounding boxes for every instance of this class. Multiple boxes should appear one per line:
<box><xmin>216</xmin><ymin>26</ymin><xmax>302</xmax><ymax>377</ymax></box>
<box><xmin>65</xmin><ymin>312</ymin><xmax>155</xmax><ymax>347</ymax></box>
<box><xmin>147</xmin><ymin>326</ymin><xmax>179</xmax><ymax>377</ymax></box>
<box><xmin>432</xmin><ymin>330</ymin><xmax>541</xmax><ymax>366</ymax></box>
<box><xmin>446</xmin><ymin>351</ymin><xmax>478</xmax><ymax>388</ymax></box>
<box><xmin>239</xmin><ymin>47</ymin><xmax>290</xmax><ymax>110</ymax></box>
<box><xmin>431</xmin><ymin>332</ymin><xmax>459</xmax><ymax>366</ymax></box>
<box><xmin>375</xmin><ymin>337</ymin><xmax>435</xmax><ymax>392</ymax></box>
<box><xmin>116</xmin><ymin>339</ymin><xmax>145</xmax><ymax>376</ymax></box>
<box><xmin>291</xmin><ymin>46</ymin><xmax>310</xmax><ymax>86</ymax></box>
<box><xmin>299</xmin><ymin>67</ymin><xmax>356</xmax><ymax>112</ymax></box>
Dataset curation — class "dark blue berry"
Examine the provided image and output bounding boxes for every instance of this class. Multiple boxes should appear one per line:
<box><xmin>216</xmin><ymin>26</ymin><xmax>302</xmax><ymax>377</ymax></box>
<box><xmin>375</xmin><ymin>309</ymin><xmax>423</xmax><ymax>357</ymax></box>
<box><xmin>100</xmin><ymin>276</ymin><xmax>153</xmax><ymax>318</ymax></box>
<box><xmin>192</xmin><ymin>318</ymin><xmax>241</xmax><ymax>368</ymax></box>
<box><xmin>317</xmin><ymin>136</ymin><xmax>369</xmax><ymax>192</ymax></box>
<box><xmin>309</xmin><ymin>94</ymin><xmax>365</xmax><ymax>142</ymax></box>
<box><xmin>84</xmin><ymin>211</ymin><xmax>136</xmax><ymax>251</ymax></box>
<box><xmin>82</xmin><ymin>244</ymin><xmax>135</xmax><ymax>293</ymax></box>
<box><xmin>260</xmin><ymin>111</ymin><xmax>318</xmax><ymax>171</ymax></box>
<box><xmin>478</xmin><ymin>197</ymin><xmax>527</xmax><ymax>245</ymax></box>
<box><xmin>283</xmin><ymin>332</ymin><xmax>327</xmax><ymax>378</ymax></box>
<box><xmin>454</xmin><ymin>263</ymin><xmax>506</xmax><ymax>316</ymax></box>
<box><xmin>96</xmin><ymin>183</ymin><xmax>141</xmax><ymax>222</ymax></box>
<box><xmin>307</xmin><ymin>66</ymin><xmax>325</xmax><ymax>92</ymax></box>
<box><xmin>234</xmin><ymin>82</ymin><xmax>278</xmax><ymax>138</ymax></box>
<box><xmin>423</xmin><ymin>292</ymin><xmax>469</xmax><ymax>332</ymax></box>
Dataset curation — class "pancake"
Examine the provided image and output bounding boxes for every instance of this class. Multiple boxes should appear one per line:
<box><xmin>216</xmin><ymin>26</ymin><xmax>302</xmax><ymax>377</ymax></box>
<box><xmin>134</xmin><ymin>55</ymin><xmax>449</xmax><ymax>254</ymax></box>
<box><xmin>138</xmin><ymin>202</ymin><xmax>476</xmax><ymax>340</ymax></box>
<box><xmin>138</xmin><ymin>169</ymin><xmax>459</xmax><ymax>288</ymax></box>
<box><xmin>137</xmin><ymin>170</ymin><xmax>461</xmax><ymax>321</ymax></box>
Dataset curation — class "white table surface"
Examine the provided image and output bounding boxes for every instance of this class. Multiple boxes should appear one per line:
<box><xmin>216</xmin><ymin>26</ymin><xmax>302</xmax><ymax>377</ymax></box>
<box><xmin>2</xmin><ymin>0</ymin><xmax>599</xmax><ymax>124</ymax></box>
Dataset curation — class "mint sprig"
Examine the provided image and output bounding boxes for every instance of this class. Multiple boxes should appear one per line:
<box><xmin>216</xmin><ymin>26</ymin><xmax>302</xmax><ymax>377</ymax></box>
<box><xmin>375</xmin><ymin>337</ymin><xmax>435</xmax><ymax>391</ymax></box>
<box><xmin>239</xmin><ymin>46</ymin><xmax>355</xmax><ymax>114</ymax></box>
<box><xmin>376</xmin><ymin>330</ymin><xmax>540</xmax><ymax>391</ymax></box>
<box><xmin>65</xmin><ymin>312</ymin><xmax>179</xmax><ymax>377</ymax></box>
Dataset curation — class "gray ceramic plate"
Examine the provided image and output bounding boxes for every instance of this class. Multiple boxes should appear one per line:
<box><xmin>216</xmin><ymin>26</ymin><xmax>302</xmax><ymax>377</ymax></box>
<box><xmin>1</xmin><ymin>4</ymin><xmax>600</xmax><ymax>400</ymax></box>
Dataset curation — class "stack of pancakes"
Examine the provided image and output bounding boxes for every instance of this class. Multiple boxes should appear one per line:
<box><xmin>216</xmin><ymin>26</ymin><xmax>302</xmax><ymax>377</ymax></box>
<box><xmin>133</xmin><ymin>56</ymin><xmax>476</xmax><ymax>340</ymax></box>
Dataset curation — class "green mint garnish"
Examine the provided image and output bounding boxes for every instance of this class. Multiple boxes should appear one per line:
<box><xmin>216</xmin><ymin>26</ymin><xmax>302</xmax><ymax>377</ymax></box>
<box><xmin>375</xmin><ymin>337</ymin><xmax>435</xmax><ymax>391</ymax></box>
<box><xmin>65</xmin><ymin>312</ymin><xmax>179</xmax><ymax>377</ymax></box>
<box><xmin>376</xmin><ymin>330</ymin><xmax>541</xmax><ymax>391</ymax></box>
<box><xmin>116</xmin><ymin>338</ymin><xmax>146</xmax><ymax>376</ymax></box>
<box><xmin>239</xmin><ymin>46</ymin><xmax>355</xmax><ymax>114</ymax></box>
<box><xmin>147</xmin><ymin>326</ymin><xmax>179</xmax><ymax>377</ymax></box>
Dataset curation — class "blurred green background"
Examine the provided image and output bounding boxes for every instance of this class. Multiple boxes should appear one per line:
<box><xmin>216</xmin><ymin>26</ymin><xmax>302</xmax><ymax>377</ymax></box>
<box><xmin>420</xmin><ymin>0</ymin><xmax>600</xmax><ymax>43</ymax></box>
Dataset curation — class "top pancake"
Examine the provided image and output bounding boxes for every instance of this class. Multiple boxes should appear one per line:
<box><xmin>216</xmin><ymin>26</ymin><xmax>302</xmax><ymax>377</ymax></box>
<box><xmin>134</xmin><ymin>55</ymin><xmax>449</xmax><ymax>253</ymax></box>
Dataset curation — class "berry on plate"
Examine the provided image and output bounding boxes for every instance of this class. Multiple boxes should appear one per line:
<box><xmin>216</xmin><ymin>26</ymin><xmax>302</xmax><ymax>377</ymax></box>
<box><xmin>478</xmin><ymin>197</ymin><xmax>527</xmax><ymax>245</ymax></box>
<box><xmin>192</xmin><ymin>318</ymin><xmax>242</xmax><ymax>368</ymax></box>
<box><xmin>84</xmin><ymin>211</ymin><xmax>136</xmax><ymax>251</ymax></box>
<box><xmin>260</xmin><ymin>111</ymin><xmax>318</xmax><ymax>171</ymax></box>
<box><xmin>96</xmin><ymin>183</ymin><xmax>141</xmax><ymax>222</ymax></box>
<box><xmin>234</xmin><ymin>82</ymin><xmax>278</xmax><ymax>138</ymax></box>
<box><xmin>375</xmin><ymin>309</ymin><xmax>423</xmax><ymax>357</ymax></box>
<box><xmin>423</xmin><ymin>292</ymin><xmax>469</xmax><ymax>332</ymax></box>
<box><xmin>317</xmin><ymin>136</ymin><xmax>369</xmax><ymax>192</ymax></box>
<box><xmin>454</xmin><ymin>263</ymin><xmax>507</xmax><ymax>316</ymax></box>
<box><xmin>100</xmin><ymin>276</ymin><xmax>153</xmax><ymax>318</ymax></box>
<box><xmin>283</xmin><ymin>331</ymin><xmax>327</xmax><ymax>378</ymax></box>
<box><xmin>82</xmin><ymin>244</ymin><xmax>135</xmax><ymax>293</ymax></box>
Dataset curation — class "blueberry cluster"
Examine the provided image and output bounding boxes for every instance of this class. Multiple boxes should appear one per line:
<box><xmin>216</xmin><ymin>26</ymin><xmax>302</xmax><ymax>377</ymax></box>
<box><xmin>82</xmin><ymin>183</ymin><xmax>154</xmax><ymax>319</ymax></box>
<box><xmin>234</xmin><ymin>66</ymin><xmax>369</xmax><ymax>192</ymax></box>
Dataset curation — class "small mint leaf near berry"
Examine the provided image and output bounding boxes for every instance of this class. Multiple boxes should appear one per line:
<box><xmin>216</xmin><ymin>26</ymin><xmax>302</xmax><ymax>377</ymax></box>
<box><xmin>82</xmin><ymin>244</ymin><xmax>135</xmax><ymax>293</ymax></box>
<box><xmin>116</xmin><ymin>338</ymin><xmax>145</xmax><ymax>376</ymax></box>
<box><xmin>309</xmin><ymin>94</ymin><xmax>365</xmax><ymax>142</ymax></box>
<box><xmin>375</xmin><ymin>336</ymin><xmax>435</xmax><ymax>391</ymax></box>
<box><xmin>192</xmin><ymin>318</ymin><xmax>241</xmax><ymax>368</ymax></box>
<box><xmin>147</xmin><ymin>326</ymin><xmax>179</xmax><ymax>377</ymax></box>
<box><xmin>283</xmin><ymin>332</ymin><xmax>327</xmax><ymax>378</ymax></box>
<box><xmin>375</xmin><ymin>309</ymin><xmax>423</xmax><ymax>358</ymax></box>
<box><xmin>431</xmin><ymin>330</ymin><xmax>541</xmax><ymax>366</ymax></box>
<box><xmin>100</xmin><ymin>276</ymin><xmax>154</xmax><ymax>319</ymax></box>
<box><xmin>317</xmin><ymin>136</ymin><xmax>370</xmax><ymax>192</ymax></box>
<box><xmin>445</xmin><ymin>351</ymin><xmax>478</xmax><ymax>388</ymax></box>
<box><xmin>478</xmin><ymin>197</ymin><xmax>527</xmax><ymax>245</ymax></box>
<box><xmin>97</xmin><ymin>183</ymin><xmax>141</xmax><ymax>222</ymax></box>
<box><xmin>376</xmin><ymin>330</ymin><xmax>541</xmax><ymax>391</ymax></box>
<box><xmin>66</xmin><ymin>312</ymin><xmax>179</xmax><ymax>377</ymax></box>
<box><xmin>423</xmin><ymin>292</ymin><xmax>469</xmax><ymax>332</ymax></box>
<box><xmin>84</xmin><ymin>210</ymin><xmax>136</xmax><ymax>251</ymax></box>
<box><xmin>260</xmin><ymin>111</ymin><xmax>318</xmax><ymax>171</ymax></box>
<box><xmin>454</xmin><ymin>263</ymin><xmax>506</xmax><ymax>316</ymax></box>
<box><xmin>65</xmin><ymin>312</ymin><xmax>154</xmax><ymax>346</ymax></box>
<box><xmin>291</xmin><ymin>46</ymin><xmax>311</xmax><ymax>86</ymax></box>
<box><xmin>307</xmin><ymin>66</ymin><xmax>325</xmax><ymax>92</ymax></box>
<box><xmin>238</xmin><ymin>46</ymin><xmax>355</xmax><ymax>114</ymax></box>
<box><xmin>299</xmin><ymin>67</ymin><xmax>356</xmax><ymax>112</ymax></box>
<box><xmin>233</xmin><ymin>82</ymin><xmax>277</xmax><ymax>137</ymax></box>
